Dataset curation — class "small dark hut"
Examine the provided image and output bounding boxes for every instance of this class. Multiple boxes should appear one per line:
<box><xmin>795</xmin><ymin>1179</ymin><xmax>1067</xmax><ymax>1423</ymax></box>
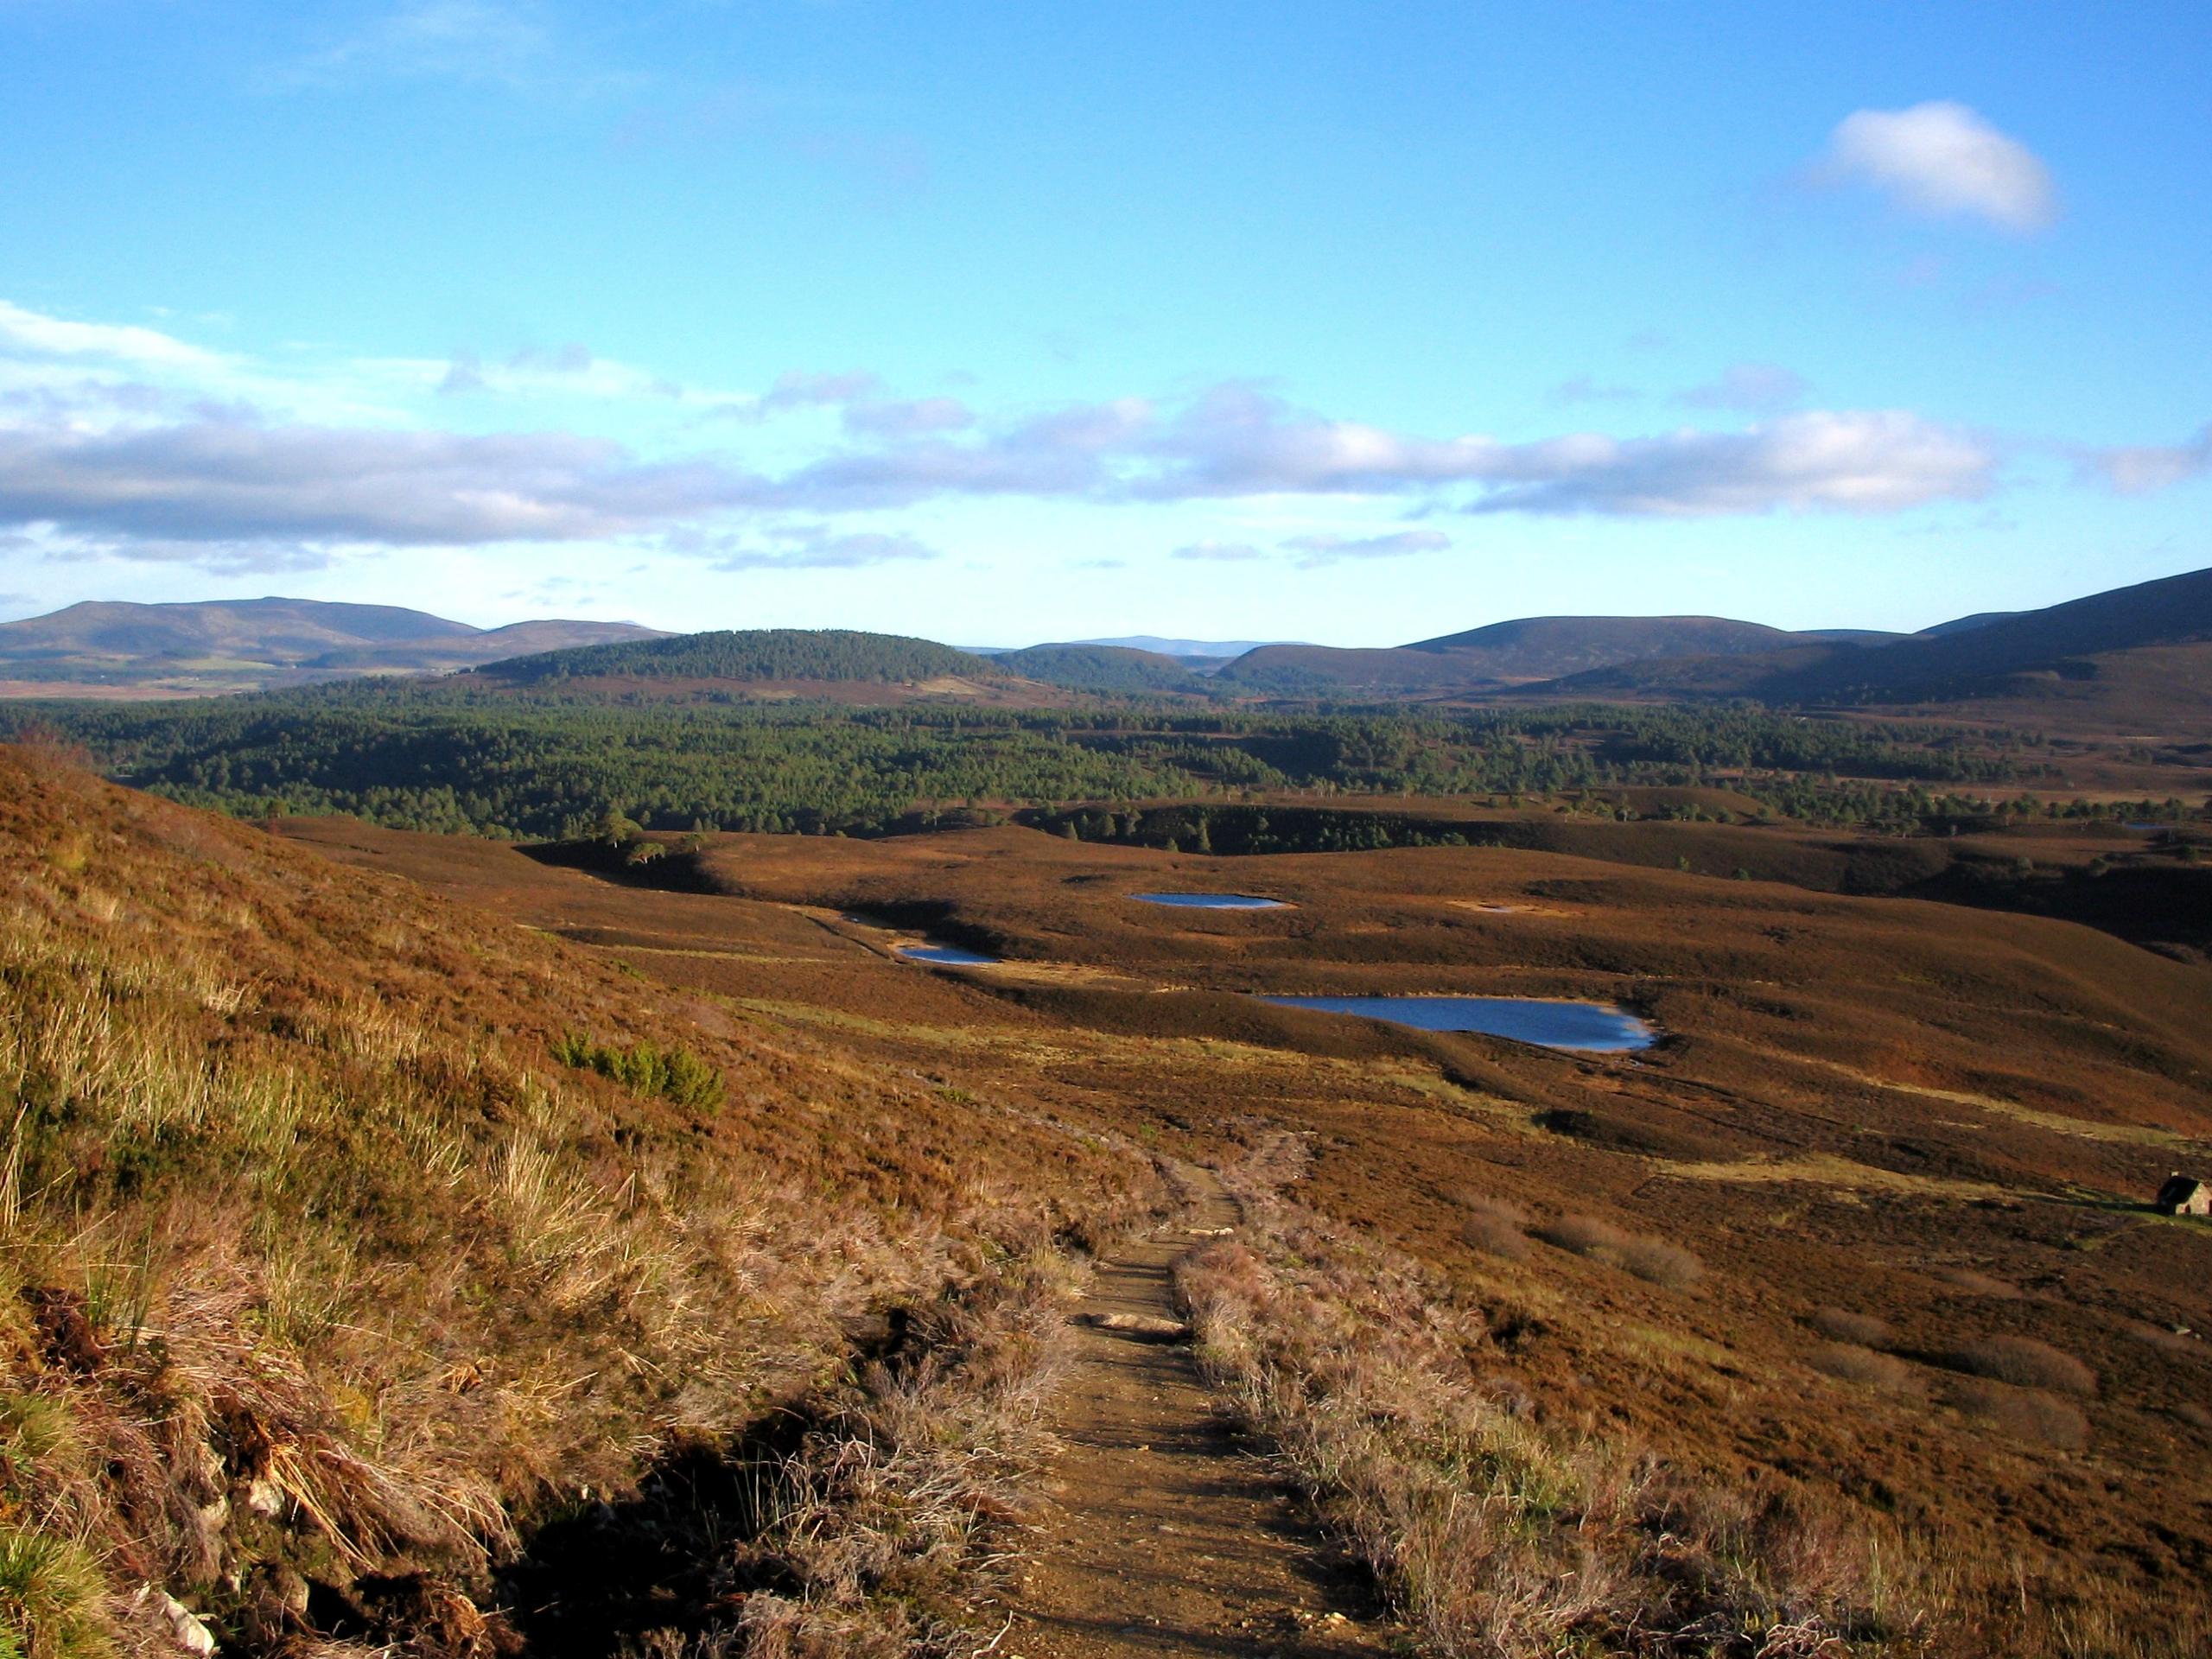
<box><xmin>2154</xmin><ymin>1173</ymin><xmax>2210</xmax><ymax>1217</ymax></box>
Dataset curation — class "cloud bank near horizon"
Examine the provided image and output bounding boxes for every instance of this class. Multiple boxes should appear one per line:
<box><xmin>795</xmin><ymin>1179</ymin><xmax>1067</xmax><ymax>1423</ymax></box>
<box><xmin>0</xmin><ymin>298</ymin><xmax>2199</xmax><ymax>576</ymax></box>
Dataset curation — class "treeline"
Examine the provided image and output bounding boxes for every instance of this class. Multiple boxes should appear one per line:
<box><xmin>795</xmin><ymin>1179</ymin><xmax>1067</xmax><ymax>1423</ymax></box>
<box><xmin>478</xmin><ymin>628</ymin><xmax>992</xmax><ymax>685</ymax></box>
<box><xmin>991</xmin><ymin>645</ymin><xmax>1210</xmax><ymax>696</ymax></box>
<box><xmin>3</xmin><ymin>688</ymin><xmax>2177</xmax><ymax>844</ymax></box>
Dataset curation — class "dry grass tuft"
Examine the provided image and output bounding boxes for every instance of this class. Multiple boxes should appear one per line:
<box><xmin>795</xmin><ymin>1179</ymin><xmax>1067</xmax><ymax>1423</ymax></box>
<box><xmin>1932</xmin><ymin>1268</ymin><xmax>2024</xmax><ymax>1300</ymax></box>
<box><xmin>1942</xmin><ymin>1336</ymin><xmax>2096</xmax><ymax>1396</ymax></box>
<box><xmin>1531</xmin><ymin>1214</ymin><xmax>1704</xmax><ymax>1289</ymax></box>
<box><xmin>1179</xmin><ymin>1143</ymin><xmax>1916</xmax><ymax>1658</ymax></box>
<box><xmin>1808</xmin><ymin>1343</ymin><xmax>1922</xmax><ymax>1395</ymax></box>
<box><xmin>1947</xmin><ymin>1380</ymin><xmax>2090</xmax><ymax>1452</ymax></box>
<box><xmin>1452</xmin><ymin>1193</ymin><xmax>1530</xmax><ymax>1261</ymax></box>
<box><xmin>1809</xmin><ymin>1306</ymin><xmax>1894</xmax><ymax>1348</ymax></box>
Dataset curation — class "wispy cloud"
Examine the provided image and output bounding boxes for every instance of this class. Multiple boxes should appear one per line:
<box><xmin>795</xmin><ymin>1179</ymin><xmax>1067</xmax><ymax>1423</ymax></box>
<box><xmin>1813</xmin><ymin>102</ymin><xmax>2057</xmax><ymax>232</ymax></box>
<box><xmin>1171</xmin><ymin>539</ymin><xmax>1264</xmax><ymax>561</ymax></box>
<box><xmin>1548</xmin><ymin>373</ymin><xmax>1637</xmax><ymax>406</ymax></box>
<box><xmin>0</xmin><ymin>300</ymin><xmax>230</xmax><ymax>373</ymax></box>
<box><xmin>2086</xmin><ymin>424</ymin><xmax>2212</xmax><ymax>494</ymax></box>
<box><xmin>1675</xmin><ymin>363</ymin><xmax>1808</xmax><ymax>414</ymax></box>
<box><xmin>676</xmin><ymin>523</ymin><xmax>940</xmax><ymax>572</ymax></box>
<box><xmin>286</xmin><ymin>1</ymin><xmax>562</xmax><ymax>91</ymax></box>
<box><xmin>1281</xmin><ymin>530</ymin><xmax>1450</xmax><ymax>567</ymax></box>
<box><xmin>842</xmin><ymin>396</ymin><xmax>975</xmax><ymax>439</ymax></box>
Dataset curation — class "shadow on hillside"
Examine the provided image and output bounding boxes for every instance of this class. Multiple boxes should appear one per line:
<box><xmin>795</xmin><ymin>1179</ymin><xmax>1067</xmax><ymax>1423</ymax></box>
<box><xmin>497</xmin><ymin>1312</ymin><xmax>915</xmax><ymax>1656</ymax></box>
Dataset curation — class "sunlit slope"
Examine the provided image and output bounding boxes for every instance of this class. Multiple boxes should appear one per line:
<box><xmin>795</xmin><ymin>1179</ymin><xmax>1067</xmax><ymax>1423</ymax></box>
<box><xmin>0</xmin><ymin>746</ymin><xmax>1150</xmax><ymax>1656</ymax></box>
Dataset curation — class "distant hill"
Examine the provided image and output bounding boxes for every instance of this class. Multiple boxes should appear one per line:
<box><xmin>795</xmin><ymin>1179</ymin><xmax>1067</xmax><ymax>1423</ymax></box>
<box><xmin>1211</xmin><ymin>643</ymin><xmax>1487</xmax><ymax>696</ymax></box>
<box><xmin>303</xmin><ymin>618</ymin><xmax>673</xmax><ymax>674</ymax></box>
<box><xmin>477</xmin><ymin>627</ymin><xmax>995</xmax><ymax>686</ymax></box>
<box><xmin>1916</xmin><ymin>611</ymin><xmax>2019</xmax><ymax>639</ymax></box>
<box><xmin>1526</xmin><ymin>567</ymin><xmax>2212</xmax><ymax>720</ymax></box>
<box><xmin>1216</xmin><ymin>614</ymin><xmax>1896</xmax><ymax>698</ymax></box>
<box><xmin>0</xmin><ymin>597</ymin><xmax>664</xmax><ymax>696</ymax></box>
<box><xmin>1767</xmin><ymin>565</ymin><xmax>2212</xmax><ymax>705</ymax></box>
<box><xmin>1078</xmin><ymin>635</ymin><xmax>1287</xmax><ymax>658</ymax></box>
<box><xmin>994</xmin><ymin>643</ymin><xmax>1210</xmax><ymax>695</ymax></box>
<box><xmin>1403</xmin><ymin>615</ymin><xmax>1834</xmax><ymax>679</ymax></box>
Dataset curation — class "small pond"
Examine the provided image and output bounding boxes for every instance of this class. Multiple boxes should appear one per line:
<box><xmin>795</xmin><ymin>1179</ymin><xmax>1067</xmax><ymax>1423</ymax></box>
<box><xmin>1255</xmin><ymin>995</ymin><xmax>1655</xmax><ymax>1052</ymax></box>
<box><xmin>897</xmin><ymin>943</ymin><xmax>1001</xmax><ymax>966</ymax></box>
<box><xmin>1131</xmin><ymin>892</ymin><xmax>1289</xmax><ymax>910</ymax></box>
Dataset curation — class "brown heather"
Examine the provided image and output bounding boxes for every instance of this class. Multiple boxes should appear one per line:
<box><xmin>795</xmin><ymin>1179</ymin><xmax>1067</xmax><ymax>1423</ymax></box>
<box><xmin>0</xmin><ymin>747</ymin><xmax>1157</xmax><ymax>1656</ymax></box>
<box><xmin>1179</xmin><ymin>1144</ymin><xmax>1913</xmax><ymax>1657</ymax></box>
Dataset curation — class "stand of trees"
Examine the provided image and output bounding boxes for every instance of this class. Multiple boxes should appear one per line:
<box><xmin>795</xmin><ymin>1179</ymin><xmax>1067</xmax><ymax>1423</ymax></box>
<box><xmin>3</xmin><ymin>679</ymin><xmax>2164</xmax><ymax>846</ymax></box>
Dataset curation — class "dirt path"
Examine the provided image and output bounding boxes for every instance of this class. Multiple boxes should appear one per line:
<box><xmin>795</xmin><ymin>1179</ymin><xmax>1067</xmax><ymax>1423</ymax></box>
<box><xmin>987</xmin><ymin>1169</ymin><xmax>1391</xmax><ymax>1658</ymax></box>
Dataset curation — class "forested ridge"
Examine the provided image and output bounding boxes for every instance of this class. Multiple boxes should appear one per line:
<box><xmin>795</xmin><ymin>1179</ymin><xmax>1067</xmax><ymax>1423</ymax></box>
<box><xmin>477</xmin><ymin>626</ymin><xmax>994</xmax><ymax>684</ymax></box>
<box><xmin>3</xmin><ymin>679</ymin><xmax>2154</xmax><ymax>842</ymax></box>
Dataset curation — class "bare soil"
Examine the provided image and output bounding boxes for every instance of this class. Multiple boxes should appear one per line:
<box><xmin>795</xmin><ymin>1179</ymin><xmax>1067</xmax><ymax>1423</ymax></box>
<box><xmin>998</xmin><ymin>1166</ymin><xmax>1390</xmax><ymax>1658</ymax></box>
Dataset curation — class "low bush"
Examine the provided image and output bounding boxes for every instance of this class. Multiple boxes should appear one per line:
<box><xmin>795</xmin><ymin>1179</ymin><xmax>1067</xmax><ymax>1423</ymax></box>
<box><xmin>1809</xmin><ymin>1306</ymin><xmax>1894</xmax><ymax>1348</ymax></box>
<box><xmin>1452</xmin><ymin>1192</ymin><xmax>1529</xmax><ymax>1260</ymax></box>
<box><xmin>1948</xmin><ymin>1380</ymin><xmax>2090</xmax><ymax>1452</ymax></box>
<box><xmin>1531</xmin><ymin>1214</ymin><xmax>1704</xmax><ymax>1288</ymax></box>
<box><xmin>1943</xmin><ymin>1336</ymin><xmax>2095</xmax><ymax>1396</ymax></box>
<box><xmin>1533</xmin><ymin>1107</ymin><xmax>1734</xmax><ymax>1164</ymax></box>
<box><xmin>1808</xmin><ymin>1343</ymin><xmax>1921</xmax><ymax>1394</ymax></box>
<box><xmin>551</xmin><ymin>1029</ymin><xmax>725</xmax><ymax>1111</ymax></box>
<box><xmin>1932</xmin><ymin>1268</ymin><xmax>2024</xmax><ymax>1300</ymax></box>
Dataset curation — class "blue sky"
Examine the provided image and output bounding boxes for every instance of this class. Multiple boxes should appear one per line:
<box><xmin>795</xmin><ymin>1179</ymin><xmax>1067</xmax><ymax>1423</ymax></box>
<box><xmin>1</xmin><ymin>1</ymin><xmax>2206</xmax><ymax>644</ymax></box>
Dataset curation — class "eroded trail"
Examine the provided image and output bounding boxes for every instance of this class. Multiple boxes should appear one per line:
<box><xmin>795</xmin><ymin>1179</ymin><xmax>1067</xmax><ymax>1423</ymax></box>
<box><xmin>995</xmin><ymin>1168</ymin><xmax>1389</xmax><ymax>1658</ymax></box>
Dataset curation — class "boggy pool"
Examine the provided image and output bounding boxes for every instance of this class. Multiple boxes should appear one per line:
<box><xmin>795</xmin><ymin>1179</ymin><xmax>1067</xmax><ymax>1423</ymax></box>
<box><xmin>1130</xmin><ymin>892</ymin><xmax>1289</xmax><ymax>910</ymax></box>
<box><xmin>896</xmin><ymin>943</ymin><xmax>1001</xmax><ymax>966</ymax></box>
<box><xmin>1255</xmin><ymin>995</ymin><xmax>1655</xmax><ymax>1052</ymax></box>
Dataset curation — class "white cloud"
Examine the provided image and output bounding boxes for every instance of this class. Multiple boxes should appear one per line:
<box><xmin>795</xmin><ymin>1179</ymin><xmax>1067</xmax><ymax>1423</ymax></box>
<box><xmin>2088</xmin><ymin>424</ymin><xmax>2212</xmax><ymax>494</ymax></box>
<box><xmin>0</xmin><ymin>416</ymin><xmax>760</xmax><ymax>546</ymax></box>
<box><xmin>0</xmin><ymin>300</ymin><xmax>230</xmax><ymax>373</ymax></box>
<box><xmin>1675</xmin><ymin>363</ymin><xmax>1808</xmax><ymax>413</ymax></box>
<box><xmin>1817</xmin><ymin>102</ymin><xmax>2057</xmax><ymax>232</ymax></box>
<box><xmin>1463</xmin><ymin>410</ymin><xmax>1995</xmax><ymax>517</ymax></box>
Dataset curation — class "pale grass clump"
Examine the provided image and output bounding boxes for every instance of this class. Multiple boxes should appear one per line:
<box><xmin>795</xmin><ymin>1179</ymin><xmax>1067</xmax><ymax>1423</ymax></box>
<box><xmin>1808</xmin><ymin>1343</ymin><xmax>1923</xmax><ymax>1395</ymax></box>
<box><xmin>1533</xmin><ymin>1213</ymin><xmax>1705</xmax><ymax>1289</ymax></box>
<box><xmin>1182</xmin><ymin>1141</ymin><xmax>1916</xmax><ymax>1658</ymax></box>
<box><xmin>1810</xmin><ymin>1307</ymin><xmax>1895</xmax><ymax>1348</ymax></box>
<box><xmin>1946</xmin><ymin>1379</ymin><xmax>2090</xmax><ymax>1452</ymax></box>
<box><xmin>1942</xmin><ymin>1336</ymin><xmax>2096</xmax><ymax>1396</ymax></box>
<box><xmin>1452</xmin><ymin>1191</ymin><xmax>1531</xmax><ymax>1260</ymax></box>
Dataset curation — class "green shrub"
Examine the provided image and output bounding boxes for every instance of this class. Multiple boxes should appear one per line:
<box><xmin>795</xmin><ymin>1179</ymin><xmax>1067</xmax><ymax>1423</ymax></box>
<box><xmin>551</xmin><ymin>1031</ymin><xmax>724</xmax><ymax>1112</ymax></box>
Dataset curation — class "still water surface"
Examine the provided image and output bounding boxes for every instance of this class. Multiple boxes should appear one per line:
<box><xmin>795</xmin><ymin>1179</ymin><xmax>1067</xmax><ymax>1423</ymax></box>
<box><xmin>1256</xmin><ymin>995</ymin><xmax>1654</xmax><ymax>1052</ymax></box>
<box><xmin>1131</xmin><ymin>892</ymin><xmax>1289</xmax><ymax>909</ymax></box>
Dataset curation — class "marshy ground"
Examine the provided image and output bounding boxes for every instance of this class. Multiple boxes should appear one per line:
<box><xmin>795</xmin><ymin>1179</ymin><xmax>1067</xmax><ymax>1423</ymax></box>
<box><xmin>270</xmin><ymin>806</ymin><xmax>2212</xmax><ymax>1654</ymax></box>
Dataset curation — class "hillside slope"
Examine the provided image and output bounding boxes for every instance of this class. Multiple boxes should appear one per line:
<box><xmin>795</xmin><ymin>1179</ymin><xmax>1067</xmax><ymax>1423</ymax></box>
<box><xmin>1769</xmin><ymin>563</ymin><xmax>2212</xmax><ymax>702</ymax></box>
<box><xmin>0</xmin><ymin>744</ymin><xmax>1152</xmax><ymax>1656</ymax></box>
<box><xmin>1528</xmin><ymin>565</ymin><xmax>2212</xmax><ymax>721</ymax></box>
<box><xmin>0</xmin><ymin>598</ymin><xmax>664</xmax><ymax>696</ymax></box>
<box><xmin>993</xmin><ymin>642</ymin><xmax>1209</xmax><ymax>695</ymax></box>
<box><xmin>1221</xmin><ymin>614</ymin><xmax>1901</xmax><ymax>697</ymax></box>
<box><xmin>475</xmin><ymin>627</ymin><xmax>995</xmax><ymax>686</ymax></box>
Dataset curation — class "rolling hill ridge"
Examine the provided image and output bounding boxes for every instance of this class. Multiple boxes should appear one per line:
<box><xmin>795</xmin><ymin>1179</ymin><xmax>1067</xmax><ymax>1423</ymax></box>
<box><xmin>0</xmin><ymin>597</ymin><xmax>664</xmax><ymax>694</ymax></box>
